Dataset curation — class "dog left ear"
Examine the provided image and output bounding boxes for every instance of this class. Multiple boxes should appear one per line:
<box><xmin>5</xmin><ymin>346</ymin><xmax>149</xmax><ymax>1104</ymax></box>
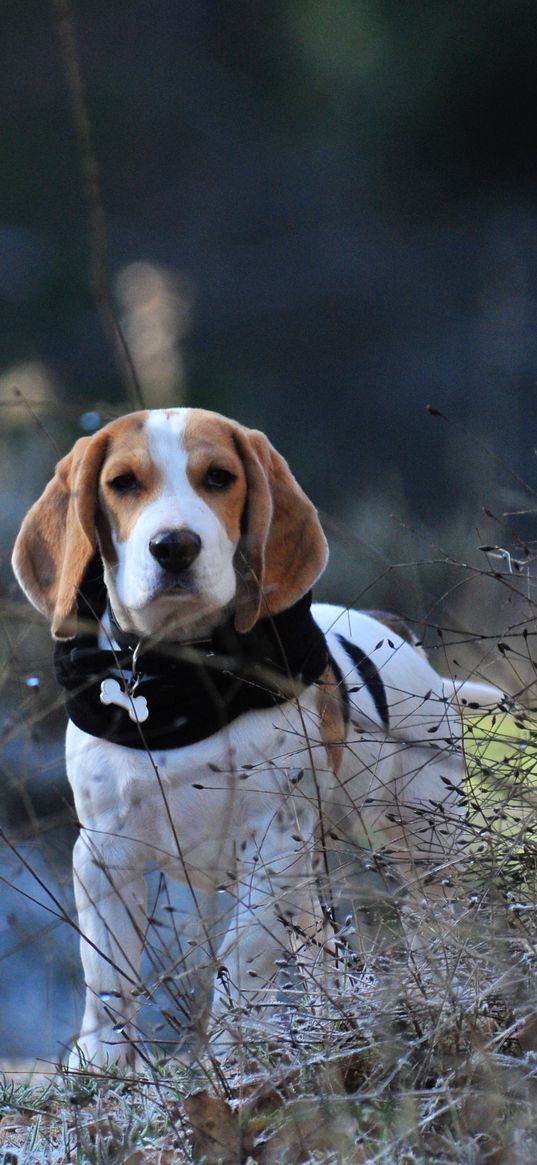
<box><xmin>232</xmin><ymin>426</ymin><xmax>328</xmax><ymax>632</ymax></box>
<box><xmin>12</xmin><ymin>430</ymin><xmax>109</xmax><ymax>638</ymax></box>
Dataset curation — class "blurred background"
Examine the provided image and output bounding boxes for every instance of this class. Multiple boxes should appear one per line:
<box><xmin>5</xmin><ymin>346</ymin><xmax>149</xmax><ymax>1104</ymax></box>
<box><xmin>1</xmin><ymin>0</ymin><xmax>537</xmax><ymax>1063</ymax></box>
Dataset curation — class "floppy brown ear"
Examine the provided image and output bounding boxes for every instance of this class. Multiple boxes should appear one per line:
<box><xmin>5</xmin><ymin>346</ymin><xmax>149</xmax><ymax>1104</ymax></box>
<box><xmin>232</xmin><ymin>426</ymin><xmax>328</xmax><ymax>632</ymax></box>
<box><xmin>12</xmin><ymin>431</ymin><xmax>109</xmax><ymax>639</ymax></box>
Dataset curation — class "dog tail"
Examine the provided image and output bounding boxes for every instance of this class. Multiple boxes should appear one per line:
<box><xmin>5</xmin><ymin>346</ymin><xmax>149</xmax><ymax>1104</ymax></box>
<box><xmin>443</xmin><ymin>677</ymin><xmax>505</xmax><ymax>716</ymax></box>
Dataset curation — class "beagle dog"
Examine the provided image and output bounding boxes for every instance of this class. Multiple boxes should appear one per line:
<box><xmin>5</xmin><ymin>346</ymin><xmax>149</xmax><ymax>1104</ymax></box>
<box><xmin>12</xmin><ymin>407</ymin><xmax>501</xmax><ymax>1069</ymax></box>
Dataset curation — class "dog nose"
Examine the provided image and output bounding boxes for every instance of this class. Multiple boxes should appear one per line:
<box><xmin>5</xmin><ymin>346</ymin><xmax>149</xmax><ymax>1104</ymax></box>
<box><xmin>149</xmin><ymin>529</ymin><xmax>202</xmax><ymax>573</ymax></box>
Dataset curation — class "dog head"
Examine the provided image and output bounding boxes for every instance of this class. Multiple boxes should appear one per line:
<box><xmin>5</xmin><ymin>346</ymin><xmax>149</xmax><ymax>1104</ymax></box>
<box><xmin>12</xmin><ymin>408</ymin><xmax>328</xmax><ymax>639</ymax></box>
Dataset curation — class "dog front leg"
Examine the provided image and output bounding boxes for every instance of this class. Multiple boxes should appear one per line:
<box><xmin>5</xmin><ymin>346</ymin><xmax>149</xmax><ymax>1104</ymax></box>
<box><xmin>69</xmin><ymin>830</ymin><xmax>148</xmax><ymax>1072</ymax></box>
<box><xmin>210</xmin><ymin>841</ymin><xmax>332</xmax><ymax>1052</ymax></box>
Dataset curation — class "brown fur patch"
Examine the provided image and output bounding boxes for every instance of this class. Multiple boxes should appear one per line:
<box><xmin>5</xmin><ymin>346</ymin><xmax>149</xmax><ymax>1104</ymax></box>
<box><xmin>182</xmin><ymin>410</ymin><xmax>248</xmax><ymax>544</ymax></box>
<box><xmin>316</xmin><ymin>662</ymin><xmax>347</xmax><ymax>775</ymax></box>
<box><xmin>366</xmin><ymin>609</ymin><xmax>419</xmax><ymax>647</ymax></box>
<box><xmin>97</xmin><ymin>413</ymin><xmax>162</xmax><ymax>544</ymax></box>
<box><xmin>12</xmin><ymin>411</ymin><xmax>149</xmax><ymax>637</ymax></box>
<box><xmin>183</xmin><ymin>409</ymin><xmax>328</xmax><ymax>633</ymax></box>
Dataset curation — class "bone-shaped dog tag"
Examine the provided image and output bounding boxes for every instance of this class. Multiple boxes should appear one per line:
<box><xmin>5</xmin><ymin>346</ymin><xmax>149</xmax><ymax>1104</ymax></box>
<box><xmin>100</xmin><ymin>677</ymin><xmax>149</xmax><ymax>723</ymax></box>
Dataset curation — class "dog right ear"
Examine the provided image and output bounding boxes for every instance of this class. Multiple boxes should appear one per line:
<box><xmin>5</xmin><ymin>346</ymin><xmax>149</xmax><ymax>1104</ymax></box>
<box><xmin>12</xmin><ymin>431</ymin><xmax>109</xmax><ymax>638</ymax></box>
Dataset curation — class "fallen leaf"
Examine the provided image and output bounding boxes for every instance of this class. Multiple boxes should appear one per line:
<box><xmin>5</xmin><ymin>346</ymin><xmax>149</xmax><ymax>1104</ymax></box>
<box><xmin>184</xmin><ymin>1090</ymin><xmax>255</xmax><ymax>1164</ymax></box>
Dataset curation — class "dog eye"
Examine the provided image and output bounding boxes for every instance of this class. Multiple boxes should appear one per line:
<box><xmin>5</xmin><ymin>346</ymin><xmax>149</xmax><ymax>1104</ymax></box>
<box><xmin>108</xmin><ymin>472</ymin><xmax>140</xmax><ymax>495</ymax></box>
<box><xmin>205</xmin><ymin>467</ymin><xmax>236</xmax><ymax>490</ymax></box>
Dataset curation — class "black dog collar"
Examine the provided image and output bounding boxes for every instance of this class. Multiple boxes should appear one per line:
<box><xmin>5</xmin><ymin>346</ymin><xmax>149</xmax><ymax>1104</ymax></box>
<box><xmin>53</xmin><ymin>559</ymin><xmax>328</xmax><ymax>751</ymax></box>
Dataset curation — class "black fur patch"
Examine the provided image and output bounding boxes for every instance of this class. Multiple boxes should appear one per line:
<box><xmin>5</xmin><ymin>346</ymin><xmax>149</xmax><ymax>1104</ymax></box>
<box><xmin>336</xmin><ymin>635</ymin><xmax>389</xmax><ymax>728</ymax></box>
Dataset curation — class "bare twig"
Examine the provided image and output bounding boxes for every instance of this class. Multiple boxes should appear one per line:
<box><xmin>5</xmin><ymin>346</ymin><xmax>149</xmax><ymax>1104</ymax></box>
<box><xmin>52</xmin><ymin>0</ymin><xmax>145</xmax><ymax>411</ymax></box>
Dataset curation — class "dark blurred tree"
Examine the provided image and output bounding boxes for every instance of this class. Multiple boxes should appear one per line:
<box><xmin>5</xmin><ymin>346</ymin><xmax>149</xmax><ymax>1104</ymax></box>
<box><xmin>2</xmin><ymin>0</ymin><xmax>537</xmax><ymax>524</ymax></box>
